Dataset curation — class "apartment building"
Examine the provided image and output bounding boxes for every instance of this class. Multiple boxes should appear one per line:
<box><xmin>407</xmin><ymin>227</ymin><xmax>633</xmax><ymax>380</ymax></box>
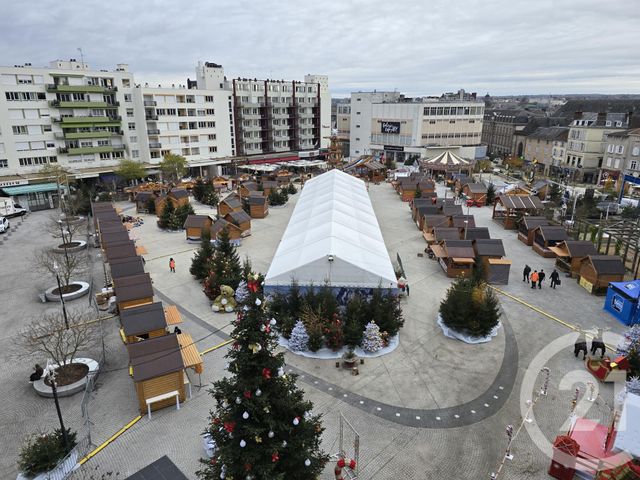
<box><xmin>522</xmin><ymin>126</ymin><xmax>569</xmax><ymax>176</ymax></box>
<box><xmin>601</xmin><ymin>128</ymin><xmax>640</xmax><ymax>185</ymax></box>
<box><xmin>481</xmin><ymin>109</ymin><xmax>543</xmax><ymax>158</ymax></box>
<box><xmin>231</xmin><ymin>74</ymin><xmax>330</xmax><ymax>157</ymax></box>
<box><xmin>0</xmin><ymin>60</ymin><xmax>331</xmax><ymax>187</ymax></box>
<box><xmin>349</xmin><ymin>90</ymin><xmax>485</xmax><ymax>162</ymax></box>
<box><xmin>138</xmin><ymin>62</ymin><xmax>235</xmax><ymax>174</ymax></box>
<box><xmin>0</xmin><ymin>60</ymin><xmax>145</xmax><ymax>188</ymax></box>
<box><xmin>563</xmin><ymin>112</ymin><xmax>634</xmax><ymax>184</ymax></box>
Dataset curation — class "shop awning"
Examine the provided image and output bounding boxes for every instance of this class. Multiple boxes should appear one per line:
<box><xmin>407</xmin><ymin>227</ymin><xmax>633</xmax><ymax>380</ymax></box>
<box><xmin>164</xmin><ymin>305</ymin><xmax>183</xmax><ymax>325</ymax></box>
<box><xmin>177</xmin><ymin>333</ymin><xmax>203</xmax><ymax>374</ymax></box>
<box><xmin>548</xmin><ymin>245</ymin><xmax>569</xmax><ymax>257</ymax></box>
<box><xmin>1</xmin><ymin>182</ymin><xmax>60</xmax><ymax>195</ymax></box>
<box><xmin>430</xmin><ymin>244</ymin><xmax>447</xmax><ymax>258</ymax></box>
<box><xmin>452</xmin><ymin>257</ymin><xmax>475</xmax><ymax>263</ymax></box>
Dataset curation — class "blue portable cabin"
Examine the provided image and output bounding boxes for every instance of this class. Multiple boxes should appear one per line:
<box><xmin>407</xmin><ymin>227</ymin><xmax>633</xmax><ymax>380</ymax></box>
<box><xmin>604</xmin><ymin>280</ymin><xmax>640</xmax><ymax>326</ymax></box>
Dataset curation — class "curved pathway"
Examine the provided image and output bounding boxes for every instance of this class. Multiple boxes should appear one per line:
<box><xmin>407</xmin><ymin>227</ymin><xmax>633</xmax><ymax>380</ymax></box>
<box><xmin>154</xmin><ymin>288</ymin><xmax>519</xmax><ymax>429</ymax></box>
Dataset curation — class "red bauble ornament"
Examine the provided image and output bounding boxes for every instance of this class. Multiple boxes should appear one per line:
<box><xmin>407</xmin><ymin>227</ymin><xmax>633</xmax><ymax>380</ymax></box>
<box><xmin>244</xmin><ymin>390</ymin><xmax>252</xmax><ymax>399</ymax></box>
<box><xmin>244</xmin><ymin>463</ymin><xmax>252</xmax><ymax>472</ymax></box>
<box><xmin>248</xmin><ymin>280</ymin><xmax>259</xmax><ymax>292</ymax></box>
<box><xmin>213</xmin><ymin>417</ymin><xmax>221</xmax><ymax>425</ymax></box>
<box><xmin>232</xmin><ymin>342</ymin><xmax>240</xmax><ymax>350</ymax></box>
<box><xmin>262</xmin><ymin>368</ymin><xmax>272</xmax><ymax>379</ymax></box>
<box><xmin>272</xmin><ymin>452</ymin><xmax>280</xmax><ymax>462</ymax></box>
<box><xmin>223</xmin><ymin>421</ymin><xmax>236</xmax><ymax>433</ymax></box>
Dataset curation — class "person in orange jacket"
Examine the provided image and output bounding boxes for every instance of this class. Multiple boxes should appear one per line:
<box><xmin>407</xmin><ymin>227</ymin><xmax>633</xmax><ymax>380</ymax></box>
<box><xmin>530</xmin><ymin>270</ymin><xmax>539</xmax><ymax>289</ymax></box>
<box><xmin>169</xmin><ymin>257</ymin><xmax>176</xmax><ymax>273</ymax></box>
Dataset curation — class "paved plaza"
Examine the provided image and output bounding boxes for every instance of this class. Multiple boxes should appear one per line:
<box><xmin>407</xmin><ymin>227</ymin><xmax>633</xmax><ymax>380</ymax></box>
<box><xmin>0</xmin><ymin>179</ymin><xmax>627</xmax><ymax>479</ymax></box>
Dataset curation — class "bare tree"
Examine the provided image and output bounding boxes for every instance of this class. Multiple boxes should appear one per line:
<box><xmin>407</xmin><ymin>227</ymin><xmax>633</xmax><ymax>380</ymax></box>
<box><xmin>34</xmin><ymin>248</ymin><xmax>88</xmax><ymax>288</ymax></box>
<box><xmin>45</xmin><ymin>212</ymin><xmax>86</xmax><ymax>245</ymax></box>
<box><xmin>18</xmin><ymin>309</ymin><xmax>100</xmax><ymax>367</ymax></box>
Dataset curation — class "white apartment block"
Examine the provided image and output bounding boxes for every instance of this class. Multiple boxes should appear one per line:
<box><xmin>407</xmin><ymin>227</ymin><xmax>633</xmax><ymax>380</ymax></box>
<box><xmin>0</xmin><ymin>59</ymin><xmax>331</xmax><ymax>188</ymax></box>
<box><xmin>137</xmin><ymin>62</ymin><xmax>235</xmax><ymax>175</ymax></box>
<box><xmin>0</xmin><ymin>60</ymin><xmax>144</xmax><ymax>184</ymax></box>
<box><xmin>231</xmin><ymin>74</ymin><xmax>330</xmax><ymax>157</ymax></box>
<box><xmin>349</xmin><ymin>90</ymin><xmax>485</xmax><ymax>162</ymax></box>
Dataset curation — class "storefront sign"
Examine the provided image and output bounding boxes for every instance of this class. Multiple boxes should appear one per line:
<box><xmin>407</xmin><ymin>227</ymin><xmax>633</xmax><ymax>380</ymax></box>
<box><xmin>0</xmin><ymin>179</ymin><xmax>28</xmax><ymax>187</ymax></box>
<box><xmin>611</xmin><ymin>294</ymin><xmax>624</xmax><ymax>313</ymax></box>
<box><xmin>383</xmin><ymin>145</ymin><xmax>404</xmax><ymax>152</ymax></box>
<box><xmin>599</xmin><ymin>169</ymin><xmax>620</xmax><ymax>186</ymax></box>
<box><xmin>579</xmin><ymin>276</ymin><xmax>594</xmax><ymax>293</ymax></box>
<box><xmin>381</xmin><ymin>121</ymin><xmax>401</xmax><ymax>134</ymax></box>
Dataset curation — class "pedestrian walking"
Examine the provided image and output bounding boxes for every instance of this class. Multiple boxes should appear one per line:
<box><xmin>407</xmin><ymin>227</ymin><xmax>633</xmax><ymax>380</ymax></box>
<box><xmin>405</xmin><ymin>283</ymin><xmax>410</xmax><ymax>297</ymax></box>
<box><xmin>538</xmin><ymin>269</ymin><xmax>545</xmax><ymax>289</ymax></box>
<box><xmin>550</xmin><ymin>269</ymin><xmax>560</xmax><ymax>289</ymax></box>
<box><xmin>530</xmin><ymin>270</ymin><xmax>539</xmax><ymax>289</ymax></box>
<box><xmin>169</xmin><ymin>257</ymin><xmax>176</xmax><ymax>273</ymax></box>
<box><xmin>523</xmin><ymin>264</ymin><xmax>531</xmax><ymax>283</ymax></box>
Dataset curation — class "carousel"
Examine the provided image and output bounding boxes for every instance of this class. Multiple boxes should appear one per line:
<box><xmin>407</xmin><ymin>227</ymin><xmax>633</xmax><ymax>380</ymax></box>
<box><xmin>420</xmin><ymin>150</ymin><xmax>474</xmax><ymax>180</ymax></box>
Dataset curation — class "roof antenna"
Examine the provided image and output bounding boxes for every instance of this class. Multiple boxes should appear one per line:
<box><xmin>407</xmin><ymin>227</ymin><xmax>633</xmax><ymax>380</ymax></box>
<box><xmin>77</xmin><ymin>47</ymin><xmax>85</xmax><ymax>68</ymax></box>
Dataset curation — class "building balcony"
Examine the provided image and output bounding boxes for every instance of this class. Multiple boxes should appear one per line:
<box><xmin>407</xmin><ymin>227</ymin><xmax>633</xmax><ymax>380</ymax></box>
<box><xmin>147</xmin><ymin>128</ymin><xmax>161</xmax><ymax>135</ymax></box>
<box><xmin>54</xmin><ymin>115</ymin><xmax>122</xmax><ymax>124</ymax></box>
<box><xmin>59</xmin><ymin>145</ymin><xmax>126</xmax><ymax>156</ymax></box>
<box><xmin>146</xmin><ymin>114</ymin><xmax>159</xmax><ymax>120</ymax></box>
<box><xmin>144</xmin><ymin>100</ymin><xmax>157</xmax><ymax>107</ymax></box>
<box><xmin>55</xmin><ymin>130</ymin><xmax>122</xmax><ymax>140</ymax></box>
<box><xmin>50</xmin><ymin>100</ymin><xmax>120</xmax><ymax>109</ymax></box>
<box><xmin>149</xmin><ymin>142</ymin><xmax>162</xmax><ymax>149</ymax></box>
<box><xmin>46</xmin><ymin>84</ymin><xmax>117</xmax><ymax>93</ymax></box>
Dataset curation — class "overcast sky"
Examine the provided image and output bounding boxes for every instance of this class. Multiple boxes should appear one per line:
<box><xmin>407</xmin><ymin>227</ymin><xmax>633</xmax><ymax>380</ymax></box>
<box><xmin>1</xmin><ymin>0</ymin><xmax>638</xmax><ymax>97</ymax></box>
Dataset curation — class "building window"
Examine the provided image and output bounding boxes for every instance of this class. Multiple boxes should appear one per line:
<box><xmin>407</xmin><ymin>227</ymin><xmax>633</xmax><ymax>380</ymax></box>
<box><xmin>617</xmin><ymin>145</ymin><xmax>624</xmax><ymax>154</ymax></box>
<box><xmin>122</xmin><ymin>79</ymin><xmax>131</xmax><ymax>88</ymax></box>
<box><xmin>205</xmin><ymin>96</ymin><xmax>214</xmax><ymax>102</ymax></box>
<box><xmin>12</xmin><ymin>125</ymin><xmax>28</xmax><ymax>135</ymax></box>
<box><xmin>208</xmin><ymin>134</ymin><xmax>217</xmax><ymax>140</ymax></box>
<box><xmin>0</xmin><ymin>159</ymin><xmax>8</xmax><ymax>168</ymax></box>
<box><xmin>99</xmin><ymin>152</ymin><xmax>110</xmax><ymax>160</ymax></box>
<box><xmin>356</xmin><ymin>124</ymin><xmax>360</xmax><ymax>128</ymax></box>
<box><xmin>355</xmin><ymin>138</ymin><xmax>360</xmax><ymax>141</ymax></box>
<box><xmin>124</xmin><ymin>94</ymin><xmax>132</xmax><ymax>102</ymax></box>
<box><xmin>128</xmin><ymin>122</ymin><xmax>136</xmax><ymax>131</ymax></box>
<box><xmin>129</xmin><ymin>136</ymin><xmax>137</xmax><ymax>143</ymax></box>
<box><xmin>126</xmin><ymin>108</ymin><xmax>134</xmax><ymax>118</ymax></box>
<box><xmin>132</xmin><ymin>149</ymin><xmax>139</xmax><ymax>158</ymax></box>
<box><xmin>356</xmin><ymin>112</ymin><xmax>361</xmax><ymax>115</ymax></box>
<box><xmin>631</xmin><ymin>161</ymin><xmax>638</xmax><ymax>170</ymax></box>
<box><xmin>209</xmin><ymin>146</ymin><xmax>218</xmax><ymax>153</ymax></box>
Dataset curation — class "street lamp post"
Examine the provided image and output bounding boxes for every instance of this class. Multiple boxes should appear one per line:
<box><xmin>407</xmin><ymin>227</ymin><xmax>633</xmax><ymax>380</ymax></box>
<box><xmin>464</xmin><ymin>220</ymin><xmax>469</xmax><ymax>240</ymax></box>
<box><xmin>44</xmin><ymin>363</ymin><xmax>70</xmax><ymax>450</ymax></box>
<box><xmin>53</xmin><ymin>262</ymin><xmax>70</xmax><ymax>330</ymax></box>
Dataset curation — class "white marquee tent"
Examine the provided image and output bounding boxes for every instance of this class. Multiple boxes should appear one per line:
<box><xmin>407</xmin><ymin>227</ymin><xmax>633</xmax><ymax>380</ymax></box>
<box><xmin>264</xmin><ymin>169</ymin><xmax>398</xmax><ymax>293</ymax></box>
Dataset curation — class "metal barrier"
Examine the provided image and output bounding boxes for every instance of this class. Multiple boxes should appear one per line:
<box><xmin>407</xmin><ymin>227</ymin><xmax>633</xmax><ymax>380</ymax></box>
<box><xmin>38</xmin><ymin>434</ymin><xmax>91</xmax><ymax>480</ymax></box>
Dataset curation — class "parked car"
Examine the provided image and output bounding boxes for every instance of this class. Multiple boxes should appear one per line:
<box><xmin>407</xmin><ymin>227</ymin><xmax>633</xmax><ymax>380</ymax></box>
<box><xmin>0</xmin><ymin>217</ymin><xmax>9</xmax><ymax>233</ymax></box>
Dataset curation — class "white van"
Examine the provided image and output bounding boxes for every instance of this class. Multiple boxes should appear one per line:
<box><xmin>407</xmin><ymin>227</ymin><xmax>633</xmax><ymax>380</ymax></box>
<box><xmin>0</xmin><ymin>197</ymin><xmax>27</xmax><ymax>218</ymax></box>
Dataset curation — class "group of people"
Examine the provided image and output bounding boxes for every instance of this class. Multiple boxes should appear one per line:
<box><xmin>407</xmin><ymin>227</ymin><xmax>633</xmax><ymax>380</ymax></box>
<box><xmin>522</xmin><ymin>265</ymin><xmax>561</xmax><ymax>289</ymax></box>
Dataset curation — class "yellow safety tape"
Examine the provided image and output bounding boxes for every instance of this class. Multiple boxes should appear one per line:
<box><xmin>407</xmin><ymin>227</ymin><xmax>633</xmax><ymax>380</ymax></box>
<box><xmin>490</xmin><ymin>286</ymin><xmax>616</xmax><ymax>350</ymax></box>
<box><xmin>200</xmin><ymin>339</ymin><xmax>233</xmax><ymax>356</ymax></box>
<box><xmin>78</xmin><ymin>415</ymin><xmax>142</xmax><ymax>465</ymax></box>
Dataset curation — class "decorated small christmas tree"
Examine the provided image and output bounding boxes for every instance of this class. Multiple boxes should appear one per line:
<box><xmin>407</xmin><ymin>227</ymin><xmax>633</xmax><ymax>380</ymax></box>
<box><xmin>235</xmin><ymin>280</ymin><xmax>250</xmax><ymax>305</ymax></box>
<box><xmin>190</xmin><ymin>231</ymin><xmax>215</xmax><ymax>281</ymax></box>
<box><xmin>618</xmin><ymin>324</ymin><xmax>640</xmax><ymax>376</ymax></box>
<box><xmin>361</xmin><ymin>321</ymin><xmax>383</xmax><ymax>352</ymax></box>
<box><xmin>196</xmin><ymin>285</ymin><xmax>329</xmax><ymax>480</ymax></box>
<box><xmin>288</xmin><ymin>320</ymin><xmax>309</xmax><ymax>352</ymax></box>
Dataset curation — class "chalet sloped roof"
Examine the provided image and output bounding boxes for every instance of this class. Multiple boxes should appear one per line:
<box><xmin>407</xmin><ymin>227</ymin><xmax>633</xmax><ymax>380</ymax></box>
<box><xmin>564</xmin><ymin>240</ymin><xmax>598</xmax><ymax>257</ymax></box>
<box><xmin>168</xmin><ymin>188</ymin><xmax>189</xmax><ymax>199</ymax></box>
<box><xmin>584</xmin><ymin>255</ymin><xmax>626</xmax><ymax>275</ymax></box>
<box><xmin>474</xmin><ymin>239</ymin><xmax>505</xmax><ymax>257</ymax></box>
<box><xmin>536</xmin><ymin>225</ymin><xmax>568</xmax><ymax>242</ymax></box>
<box><xmin>120</xmin><ymin>302</ymin><xmax>166</xmax><ymax>337</ymax></box>
<box><xmin>127</xmin><ymin>335</ymin><xmax>184</xmax><ymax>382</ymax></box>
<box><xmin>433</xmin><ymin>227</ymin><xmax>460</xmax><ymax>241</ymax></box>
<box><xmin>464</xmin><ymin>183</ymin><xmax>487</xmax><ymax>194</ymax></box>
<box><xmin>499</xmin><ymin>195</ymin><xmax>544</xmax><ymax>210</ymax></box>
<box><xmin>247</xmin><ymin>196</ymin><xmax>267</xmax><ymax>206</ymax></box>
<box><xmin>519</xmin><ymin>216</ymin><xmax>549</xmax><ymax>230</ymax></box>
<box><xmin>225</xmin><ymin>210</ymin><xmax>252</xmax><ymax>225</ymax></box>
<box><xmin>443</xmin><ymin>239</ymin><xmax>475</xmax><ymax>258</ymax></box>
<box><xmin>451</xmin><ymin>215</ymin><xmax>476</xmax><ymax>229</ymax></box>
<box><xmin>465</xmin><ymin>227</ymin><xmax>491</xmax><ymax>240</ymax></box>
<box><xmin>221</xmin><ymin>195</ymin><xmax>242</xmax><ymax>209</ymax></box>
<box><xmin>183</xmin><ymin>214</ymin><xmax>212</xmax><ymax>229</ymax></box>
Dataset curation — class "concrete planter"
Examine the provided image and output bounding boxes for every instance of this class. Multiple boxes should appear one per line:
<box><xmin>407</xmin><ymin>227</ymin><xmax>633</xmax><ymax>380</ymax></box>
<box><xmin>52</xmin><ymin>239</ymin><xmax>87</xmax><ymax>253</ymax></box>
<box><xmin>16</xmin><ymin>449</ymin><xmax>78</xmax><ymax>480</ymax></box>
<box><xmin>45</xmin><ymin>281</ymin><xmax>90</xmax><ymax>302</ymax></box>
<box><xmin>33</xmin><ymin>358</ymin><xmax>99</xmax><ymax>398</ymax></box>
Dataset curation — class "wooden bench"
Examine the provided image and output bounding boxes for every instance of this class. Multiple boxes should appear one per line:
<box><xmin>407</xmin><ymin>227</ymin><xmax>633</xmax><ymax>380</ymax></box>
<box><xmin>145</xmin><ymin>390</ymin><xmax>180</xmax><ymax>419</ymax></box>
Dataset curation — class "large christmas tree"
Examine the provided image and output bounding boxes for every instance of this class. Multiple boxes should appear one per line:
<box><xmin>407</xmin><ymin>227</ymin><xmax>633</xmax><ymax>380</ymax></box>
<box><xmin>439</xmin><ymin>277</ymin><xmax>500</xmax><ymax>338</ymax></box>
<box><xmin>203</xmin><ymin>228</ymin><xmax>243</xmax><ymax>300</ymax></box>
<box><xmin>190</xmin><ymin>231</ymin><xmax>215</xmax><ymax>281</ymax></box>
<box><xmin>197</xmin><ymin>284</ymin><xmax>329</xmax><ymax>480</ymax></box>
